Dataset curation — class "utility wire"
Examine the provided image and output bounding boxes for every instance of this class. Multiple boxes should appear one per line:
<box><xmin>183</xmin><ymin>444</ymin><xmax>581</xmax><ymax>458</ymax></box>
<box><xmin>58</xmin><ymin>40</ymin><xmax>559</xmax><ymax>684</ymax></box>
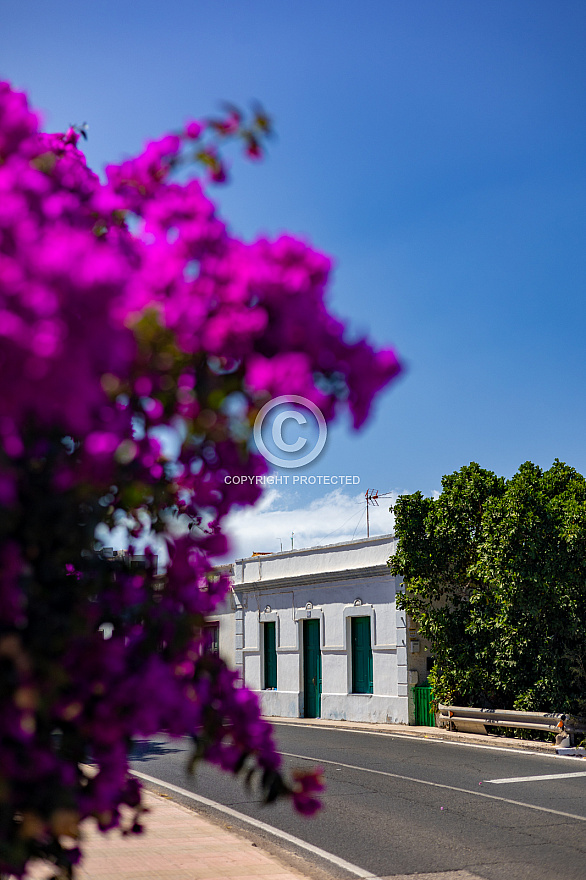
<box><xmin>351</xmin><ymin>508</ymin><xmax>366</xmax><ymax>540</ymax></box>
<box><xmin>320</xmin><ymin>507</ymin><xmax>365</xmax><ymax>542</ymax></box>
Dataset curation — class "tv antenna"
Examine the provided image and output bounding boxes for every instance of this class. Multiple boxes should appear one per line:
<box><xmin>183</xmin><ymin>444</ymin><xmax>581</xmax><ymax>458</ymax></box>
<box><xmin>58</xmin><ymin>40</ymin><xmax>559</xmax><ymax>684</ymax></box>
<box><xmin>364</xmin><ymin>489</ymin><xmax>393</xmax><ymax>538</ymax></box>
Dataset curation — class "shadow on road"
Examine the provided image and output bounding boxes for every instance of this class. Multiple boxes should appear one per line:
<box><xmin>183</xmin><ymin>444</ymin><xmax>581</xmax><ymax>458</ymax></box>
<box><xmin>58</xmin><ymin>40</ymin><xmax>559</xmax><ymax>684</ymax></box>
<box><xmin>130</xmin><ymin>738</ymin><xmax>186</xmax><ymax>762</ymax></box>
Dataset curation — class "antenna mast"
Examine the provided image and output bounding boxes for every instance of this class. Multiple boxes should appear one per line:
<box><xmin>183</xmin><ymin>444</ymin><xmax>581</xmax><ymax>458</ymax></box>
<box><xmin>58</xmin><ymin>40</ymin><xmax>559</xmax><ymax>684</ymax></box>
<box><xmin>365</xmin><ymin>489</ymin><xmax>379</xmax><ymax>538</ymax></box>
<box><xmin>364</xmin><ymin>489</ymin><xmax>394</xmax><ymax>538</ymax></box>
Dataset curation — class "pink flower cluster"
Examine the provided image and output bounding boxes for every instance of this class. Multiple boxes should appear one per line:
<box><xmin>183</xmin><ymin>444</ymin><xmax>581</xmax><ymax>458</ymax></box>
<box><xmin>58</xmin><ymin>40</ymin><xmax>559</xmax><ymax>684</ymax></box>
<box><xmin>0</xmin><ymin>82</ymin><xmax>401</xmax><ymax>877</ymax></box>
<box><xmin>291</xmin><ymin>767</ymin><xmax>325</xmax><ymax>816</ymax></box>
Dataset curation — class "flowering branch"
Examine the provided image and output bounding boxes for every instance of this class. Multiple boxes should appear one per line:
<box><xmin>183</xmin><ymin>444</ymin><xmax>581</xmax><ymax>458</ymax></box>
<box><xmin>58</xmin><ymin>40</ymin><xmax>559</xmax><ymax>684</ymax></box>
<box><xmin>0</xmin><ymin>81</ymin><xmax>400</xmax><ymax>878</ymax></box>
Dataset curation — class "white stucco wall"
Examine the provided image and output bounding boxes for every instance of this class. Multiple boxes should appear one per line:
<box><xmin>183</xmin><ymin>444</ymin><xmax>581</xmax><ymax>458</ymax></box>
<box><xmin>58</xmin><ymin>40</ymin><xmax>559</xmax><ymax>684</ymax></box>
<box><xmin>233</xmin><ymin>534</ymin><xmax>397</xmax><ymax>586</ymax></box>
<box><xmin>231</xmin><ymin>535</ymin><xmax>409</xmax><ymax>724</ymax></box>
<box><xmin>209</xmin><ymin>565</ymin><xmax>237</xmax><ymax>669</ymax></box>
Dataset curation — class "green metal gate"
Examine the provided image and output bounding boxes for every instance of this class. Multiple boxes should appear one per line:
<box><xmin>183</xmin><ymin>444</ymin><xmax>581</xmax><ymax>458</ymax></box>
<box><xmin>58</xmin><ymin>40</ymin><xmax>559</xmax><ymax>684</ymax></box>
<box><xmin>413</xmin><ymin>685</ymin><xmax>435</xmax><ymax>726</ymax></box>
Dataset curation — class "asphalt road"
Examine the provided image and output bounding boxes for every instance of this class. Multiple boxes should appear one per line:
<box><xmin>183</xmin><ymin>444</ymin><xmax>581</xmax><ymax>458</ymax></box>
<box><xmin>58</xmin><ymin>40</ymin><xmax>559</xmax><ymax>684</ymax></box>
<box><xmin>130</xmin><ymin>723</ymin><xmax>586</xmax><ymax>879</ymax></box>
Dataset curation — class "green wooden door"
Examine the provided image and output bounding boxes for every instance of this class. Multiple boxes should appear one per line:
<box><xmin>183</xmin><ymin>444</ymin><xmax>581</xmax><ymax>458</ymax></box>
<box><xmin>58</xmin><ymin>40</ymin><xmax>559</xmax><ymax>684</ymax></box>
<box><xmin>303</xmin><ymin>619</ymin><xmax>321</xmax><ymax>718</ymax></box>
<box><xmin>263</xmin><ymin>622</ymin><xmax>277</xmax><ymax>689</ymax></box>
<box><xmin>351</xmin><ymin>616</ymin><xmax>373</xmax><ymax>694</ymax></box>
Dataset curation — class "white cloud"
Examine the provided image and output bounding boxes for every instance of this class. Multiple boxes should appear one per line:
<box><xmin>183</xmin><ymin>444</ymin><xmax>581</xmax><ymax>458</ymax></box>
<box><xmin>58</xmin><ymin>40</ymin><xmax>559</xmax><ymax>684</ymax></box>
<box><xmin>221</xmin><ymin>487</ymin><xmax>399</xmax><ymax>561</ymax></box>
<box><xmin>96</xmin><ymin>486</ymin><xmax>408</xmax><ymax>568</ymax></box>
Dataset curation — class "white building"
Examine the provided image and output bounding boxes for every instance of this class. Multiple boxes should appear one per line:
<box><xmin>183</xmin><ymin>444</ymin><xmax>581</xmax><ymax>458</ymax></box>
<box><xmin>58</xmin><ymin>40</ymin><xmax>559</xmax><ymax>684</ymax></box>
<box><xmin>213</xmin><ymin>535</ymin><xmax>430</xmax><ymax>724</ymax></box>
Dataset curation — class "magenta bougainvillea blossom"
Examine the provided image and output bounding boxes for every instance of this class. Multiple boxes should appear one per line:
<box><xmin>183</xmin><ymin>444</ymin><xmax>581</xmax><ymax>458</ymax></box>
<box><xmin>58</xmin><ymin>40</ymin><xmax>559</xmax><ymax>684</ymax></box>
<box><xmin>0</xmin><ymin>81</ymin><xmax>401</xmax><ymax>878</ymax></box>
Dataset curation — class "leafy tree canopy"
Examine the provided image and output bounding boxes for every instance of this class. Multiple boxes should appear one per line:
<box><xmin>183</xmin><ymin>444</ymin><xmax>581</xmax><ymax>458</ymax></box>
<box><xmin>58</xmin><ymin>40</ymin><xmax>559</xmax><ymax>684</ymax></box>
<box><xmin>390</xmin><ymin>460</ymin><xmax>586</xmax><ymax>715</ymax></box>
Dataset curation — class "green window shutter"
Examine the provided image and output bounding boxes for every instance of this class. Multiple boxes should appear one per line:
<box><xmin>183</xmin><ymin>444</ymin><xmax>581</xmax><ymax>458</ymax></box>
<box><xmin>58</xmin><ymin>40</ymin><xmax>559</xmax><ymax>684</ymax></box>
<box><xmin>263</xmin><ymin>622</ymin><xmax>277</xmax><ymax>689</ymax></box>
<box><xmin>351</xmin><ymin>616</ymin><xmax>373</xmax><ymax>694</ymax></box>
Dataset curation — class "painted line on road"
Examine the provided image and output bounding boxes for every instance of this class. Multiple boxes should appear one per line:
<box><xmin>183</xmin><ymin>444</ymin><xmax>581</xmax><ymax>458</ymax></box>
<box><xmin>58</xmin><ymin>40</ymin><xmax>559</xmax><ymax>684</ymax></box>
<box><xmin>270</xmin><ymin>721</ymin><xmax>558</xmax><ymax>759</ymax></box>
<box><xmin>279</xmin><ymin>752</ymin><xmax>586</xmax><ymax>823</ymax></box>
<box><xmin>485</xmin><ymin>771</ymin><xmax>586</xmax><ymax>784</ymax></box>
<box><xmin>131</xmin><ymin>769</ymin><xmax>377</xmax><ymax>880</ymax></box>
<box><xmin>273</xmin><ymin>720</ymin><xmax>586</xmax><ymax>764</ymax></box>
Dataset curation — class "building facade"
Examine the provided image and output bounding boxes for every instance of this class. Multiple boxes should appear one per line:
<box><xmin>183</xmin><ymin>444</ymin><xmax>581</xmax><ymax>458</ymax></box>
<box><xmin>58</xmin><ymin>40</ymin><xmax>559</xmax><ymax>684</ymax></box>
<box><xmin>219</xmin><ymin>535</ymin><xmax>428</xmax><ymax>724</ymax></box>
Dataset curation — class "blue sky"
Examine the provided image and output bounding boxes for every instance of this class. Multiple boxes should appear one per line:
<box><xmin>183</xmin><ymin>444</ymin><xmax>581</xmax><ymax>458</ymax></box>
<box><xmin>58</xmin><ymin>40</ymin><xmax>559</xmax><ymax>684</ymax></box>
<box><xmin>3</xmin><ymin>1</ymin><xmax>585</xmax><ymax>554</ymax></box>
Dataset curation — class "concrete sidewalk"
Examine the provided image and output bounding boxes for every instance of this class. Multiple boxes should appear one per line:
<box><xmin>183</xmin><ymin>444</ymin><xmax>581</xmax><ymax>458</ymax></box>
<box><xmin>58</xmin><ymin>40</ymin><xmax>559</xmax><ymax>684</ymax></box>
<box><xmin>28</xmin><ymin>787</ymin><xmax>310</xmax><ymax>880</ymax></box>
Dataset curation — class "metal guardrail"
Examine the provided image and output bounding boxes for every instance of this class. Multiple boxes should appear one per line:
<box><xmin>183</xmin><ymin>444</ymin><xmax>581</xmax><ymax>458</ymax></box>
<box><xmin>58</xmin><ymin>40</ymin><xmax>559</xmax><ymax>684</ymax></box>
<box><xmin>438</xmin><ymin>704</ymin><xmax>586</xmax><ymax>745</ymax></box>
<box><xmin>564</xmin><ymin>716</ymin><xmax>586</xmax><ymax>743</ymax></box>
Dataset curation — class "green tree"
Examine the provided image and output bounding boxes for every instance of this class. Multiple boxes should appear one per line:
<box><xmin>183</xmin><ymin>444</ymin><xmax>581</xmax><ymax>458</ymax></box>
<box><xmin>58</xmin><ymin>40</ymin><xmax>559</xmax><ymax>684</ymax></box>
<box><xmin>390</xmin><ymin>460</ymin><xmax>586</xmax><ymax>715</ymax></box>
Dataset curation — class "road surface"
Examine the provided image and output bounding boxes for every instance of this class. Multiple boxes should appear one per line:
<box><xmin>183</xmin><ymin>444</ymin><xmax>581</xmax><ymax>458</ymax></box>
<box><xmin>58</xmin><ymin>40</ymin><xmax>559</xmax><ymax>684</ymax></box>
<box><xmin>130</xmin><ymin>722</ymin><xmax>586</xmax><ymax>879</ymax></box>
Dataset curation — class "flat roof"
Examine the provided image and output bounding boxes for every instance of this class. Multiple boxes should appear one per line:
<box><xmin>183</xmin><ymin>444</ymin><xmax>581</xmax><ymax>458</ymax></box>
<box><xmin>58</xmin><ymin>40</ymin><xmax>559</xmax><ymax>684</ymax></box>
<box><xmin>234</xmin><ymin>532</ymin><xmax>394</xmax><ymax>565</ymax></box>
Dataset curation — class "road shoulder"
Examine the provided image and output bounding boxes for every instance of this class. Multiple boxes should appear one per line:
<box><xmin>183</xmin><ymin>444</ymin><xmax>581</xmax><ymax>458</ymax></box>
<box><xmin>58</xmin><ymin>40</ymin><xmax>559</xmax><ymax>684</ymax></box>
<box><xmin>269</xmin><ymin>716</ymin><xmax>557</xmax><ymax>755</ymax></box>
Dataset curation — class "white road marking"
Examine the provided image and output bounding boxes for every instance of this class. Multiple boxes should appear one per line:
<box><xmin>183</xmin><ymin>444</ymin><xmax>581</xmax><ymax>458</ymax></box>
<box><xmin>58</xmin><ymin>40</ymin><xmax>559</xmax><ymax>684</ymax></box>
<box><xmin>279</xmin><ymin>752</ymin><xmax>586</xmax><ymax>823</ymax></box>
<box><xmin>485</xmin><ymin>771</ymin><xmax>586</xmax><ymax>784</ymax></box>
<box><xmin>270</xmin><ymin>720</ymin><xmax>558</xmax><ymax>759</ymax></box>
<box><xmin>131</xmin><ymin>769</ymin><xmax>377</xmax><ymax>880</ymax></box>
